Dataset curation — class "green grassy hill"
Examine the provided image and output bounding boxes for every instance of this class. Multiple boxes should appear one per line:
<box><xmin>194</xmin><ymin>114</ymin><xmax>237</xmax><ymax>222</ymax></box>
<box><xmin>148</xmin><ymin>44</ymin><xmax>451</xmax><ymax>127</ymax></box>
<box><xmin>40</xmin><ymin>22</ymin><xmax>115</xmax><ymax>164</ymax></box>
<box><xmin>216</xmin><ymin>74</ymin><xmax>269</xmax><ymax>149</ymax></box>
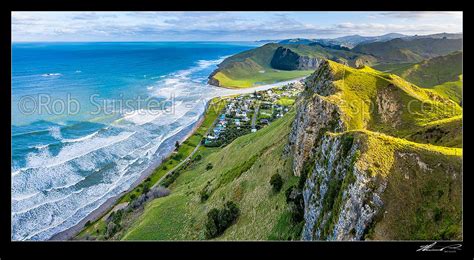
<box><xmin>122</xmin><ymin>109</ymin><xmax>301</xmax><ymax>240</ymax></box>
<box><xmin>432</xmin><ymin>76</ymin><xmax>463</xmax><ymax>105</ymax></box>
<box><xmin>372</xmin><ymin>52</ymin><xmax>462</xmax><ymax>105</ymax></box>
<box><xmin>120</xmin><ymin>60</ymin><xmax>462</xmax><ymax>241</ymax></box>
<box><xmin>389</xmin><ymin>51</ymin><xmax>462</xmax><ymax>88</ymax></box>
<box><xmin>353</xmin><ymin>38</ymin><xmax>462</xmax><ymax>64</ymax></box>
<box><xmin>292</xmin><ymin>60</ymin><xmax>462</xmax><ymax>240</ymax></box>
<box><xmin>347</xmin><ymin>130</ymin><xmax>462</xmax><ymax>240</ymax></box>
<box><xmin>311</xmin><ymin>61</ymin><xmax>462</xmax><ymax>138</ymax></box>
<box><xmin>209</xmin><ymin>43</ymin><xmax>376</xmax><ymax>88</ymax></box>
<box><xmin>80</xmin><ymin>57</ymin><xmax>462</xmax><ymax>241</ymax></box>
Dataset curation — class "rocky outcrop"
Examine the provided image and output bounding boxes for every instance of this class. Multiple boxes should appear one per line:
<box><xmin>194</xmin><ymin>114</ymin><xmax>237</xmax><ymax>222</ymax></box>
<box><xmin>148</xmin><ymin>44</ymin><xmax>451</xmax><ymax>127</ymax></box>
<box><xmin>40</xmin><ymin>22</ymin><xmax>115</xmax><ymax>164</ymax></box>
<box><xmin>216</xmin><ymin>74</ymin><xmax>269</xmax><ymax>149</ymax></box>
<box><xmin>207</xmin><ymin>69</ymin><xmax>221</xmax><ymax>86</ymax></box>
<box><xmin>271</xmin><ymin>47</ymin><xmax>322</xmax><ymax>71</ymax></box>
<box><xmin>287</xmin><ymin>62</ymin><xmax>345</xmax><ymax>176</ymax></box>
<box><xmin>287</xmin><ymin>59</ymin><xmax>462</xmax><ymax>241</ymax></box>
<box><xmin>375</xmin><ymin>84</ymin><xmax>402</xmax><ymax>128</ymax></box>
<box><xmin>287</xmin><ymin>61</ymin><xmax>384</xmax><ymax>240</ymax></box>
<box><xmin>300</xmin><ymin>134</ymin><xmax>386</xmax><ymax>240</ymax></box>
<box><xmin>288</xmin><ymin>95</ymin><xmax>344</xmax><ymax>176</ymax></box>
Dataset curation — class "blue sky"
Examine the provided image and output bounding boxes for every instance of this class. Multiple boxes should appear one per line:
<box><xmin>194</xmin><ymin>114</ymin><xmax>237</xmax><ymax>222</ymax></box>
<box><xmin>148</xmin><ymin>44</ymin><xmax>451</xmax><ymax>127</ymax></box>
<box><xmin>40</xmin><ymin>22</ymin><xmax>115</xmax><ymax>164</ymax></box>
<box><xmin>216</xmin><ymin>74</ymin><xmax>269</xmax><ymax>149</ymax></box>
<box><xmin>12</xmin><ymin>11</ymin><xmax>462</xmax><ymax>42</ymax></box>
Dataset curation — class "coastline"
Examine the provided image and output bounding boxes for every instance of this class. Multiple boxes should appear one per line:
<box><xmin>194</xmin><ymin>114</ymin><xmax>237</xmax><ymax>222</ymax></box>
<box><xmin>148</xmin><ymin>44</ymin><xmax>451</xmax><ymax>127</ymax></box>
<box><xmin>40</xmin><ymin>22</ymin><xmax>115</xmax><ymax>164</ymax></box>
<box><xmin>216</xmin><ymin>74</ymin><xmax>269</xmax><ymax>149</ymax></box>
<box><xmin>48</xmin><ymin>77</ymin><xmax>304</xmax><ymax>241</ymax></box>
<box><xmin>49</xmin><ymin>104</ymin><xmax>208</xmax><ymax>241</ymax></box>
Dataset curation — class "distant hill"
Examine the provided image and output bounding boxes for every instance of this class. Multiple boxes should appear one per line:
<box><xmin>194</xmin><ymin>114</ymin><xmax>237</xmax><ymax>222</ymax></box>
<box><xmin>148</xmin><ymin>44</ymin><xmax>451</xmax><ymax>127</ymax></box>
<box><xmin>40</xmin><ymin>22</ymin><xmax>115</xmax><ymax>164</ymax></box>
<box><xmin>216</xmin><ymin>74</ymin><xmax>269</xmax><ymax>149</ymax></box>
<box><xmin>404</xmin><ymin>33</ymin><xmax>463</xmax><ymax>40</ymax></box>
<box><xmin>254</xmin><ymin>39</ymin><xmax>281</xmax><ymax>44</ymax></box>
<box><xmin>208</xmin><ymin>43</ymin><xmax>377</xmax><ymax>88</ymax></box>
<box><xmin>278</xmin><ymin>33</ymin><xmax>408</xmax><ymax>49</ymax></box>
<box><xmin>390</xmin><ymin>51</ymin><xmax>463</xmax><ymax>88</ymax></box>
<box><xmin>353</xmin><ymin>37</ymin><xmax>462</xmax><ymax>63</ymax></box>
<box><xmin>278</xmin><ymin>38</ymin><xmax>318</xmax><ymax>45</ymax></box>
<box><xmin>334</xmin><ymin>33</ymin><xmax>407</xmax><ymax>47</ymax></box>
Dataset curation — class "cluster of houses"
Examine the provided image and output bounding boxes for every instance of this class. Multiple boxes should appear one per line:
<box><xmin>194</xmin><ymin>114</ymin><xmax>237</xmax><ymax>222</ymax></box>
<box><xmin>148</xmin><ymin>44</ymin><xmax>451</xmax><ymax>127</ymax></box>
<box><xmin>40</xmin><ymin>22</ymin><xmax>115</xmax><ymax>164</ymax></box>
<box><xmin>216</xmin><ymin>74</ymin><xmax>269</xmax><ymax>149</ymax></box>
<box><xmin>204</xmin><ymin>81</ymin><xmax>304</xmax><ymax>147</ymax></box>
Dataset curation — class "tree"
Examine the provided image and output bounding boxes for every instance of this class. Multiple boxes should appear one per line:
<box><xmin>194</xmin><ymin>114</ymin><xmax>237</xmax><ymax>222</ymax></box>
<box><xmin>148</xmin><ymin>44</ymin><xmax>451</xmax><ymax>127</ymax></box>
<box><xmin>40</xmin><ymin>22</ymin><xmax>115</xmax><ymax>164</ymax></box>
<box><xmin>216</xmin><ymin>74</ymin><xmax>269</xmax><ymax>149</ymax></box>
<box><xmin>175</xmin><ymin>141</ymin><xmax>180</xmax><ymax>151</ymax></box>
<box><xmin>270</xmin><ymin>173</ymin><xmax>283</xmax><ymax>192</ymax></box>
<box><xmin>204</xmin><ymin>201</ymin><xmax>240</xmax><ymax>239</ymax></box>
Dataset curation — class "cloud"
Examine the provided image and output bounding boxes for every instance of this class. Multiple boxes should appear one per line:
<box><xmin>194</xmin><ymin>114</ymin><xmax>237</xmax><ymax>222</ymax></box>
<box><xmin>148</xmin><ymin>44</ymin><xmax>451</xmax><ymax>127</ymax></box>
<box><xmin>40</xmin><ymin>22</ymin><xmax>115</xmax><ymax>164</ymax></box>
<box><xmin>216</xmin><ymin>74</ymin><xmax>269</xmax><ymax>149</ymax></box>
<box><xmin>11</xmin><ymin>11</ymin><xmax>463</xmax><ymax>42</ymax></box>
<box><xmin>377</xmin><ymin>11</ymin><xmax>462</xmax><ymax>20</ymax></box>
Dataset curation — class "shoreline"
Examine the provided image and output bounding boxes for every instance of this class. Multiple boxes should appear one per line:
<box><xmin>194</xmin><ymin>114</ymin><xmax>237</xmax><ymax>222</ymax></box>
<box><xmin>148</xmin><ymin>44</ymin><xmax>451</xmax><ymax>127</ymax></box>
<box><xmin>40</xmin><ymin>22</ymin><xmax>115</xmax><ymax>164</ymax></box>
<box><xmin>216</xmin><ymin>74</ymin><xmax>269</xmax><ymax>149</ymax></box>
<box><xmin>49</xmin><ymin>105</ymin><xmax>208</xmax><ymax>241</ymax></box>
<box><xmin>48</xmin><ymin>77</ymin><xmax>304</xmax><ymax>241</ymax></box>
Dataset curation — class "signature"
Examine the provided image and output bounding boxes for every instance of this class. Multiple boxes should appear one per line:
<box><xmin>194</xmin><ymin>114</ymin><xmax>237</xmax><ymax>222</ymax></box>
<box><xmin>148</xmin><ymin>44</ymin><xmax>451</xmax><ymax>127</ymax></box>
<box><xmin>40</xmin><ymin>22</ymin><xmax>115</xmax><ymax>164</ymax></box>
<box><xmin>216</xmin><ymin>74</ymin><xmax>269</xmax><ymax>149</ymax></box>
<box><xmin>417</xmin><ymin>242</ymin><xmax>462</xmax><ymax>253</ymax></box>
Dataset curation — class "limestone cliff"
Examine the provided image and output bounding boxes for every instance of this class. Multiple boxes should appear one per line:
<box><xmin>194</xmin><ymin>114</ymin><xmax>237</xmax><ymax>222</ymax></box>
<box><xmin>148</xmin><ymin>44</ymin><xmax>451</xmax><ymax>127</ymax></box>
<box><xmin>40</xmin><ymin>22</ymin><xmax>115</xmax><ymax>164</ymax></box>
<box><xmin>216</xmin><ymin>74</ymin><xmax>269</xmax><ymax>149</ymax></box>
<box><xmin>287</xmin><ymin>60</ymin><xmax>462</xmax><ymax>240</ymax></box>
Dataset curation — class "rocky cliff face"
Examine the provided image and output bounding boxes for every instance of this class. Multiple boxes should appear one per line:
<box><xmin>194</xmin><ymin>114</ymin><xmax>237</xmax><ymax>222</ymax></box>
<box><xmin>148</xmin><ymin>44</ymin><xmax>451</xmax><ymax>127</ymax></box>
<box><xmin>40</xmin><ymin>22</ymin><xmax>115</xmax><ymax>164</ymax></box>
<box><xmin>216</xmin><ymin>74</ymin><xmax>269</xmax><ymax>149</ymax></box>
<box><xmin>300</xmin><ymin>133</ymin><xmax>385</xmax><ymax>240</ymax></box>
<box><xmin>287</xmin><ymin>60</ymin><xmax>462</xmax><ymax>240</ymax></box>
<box><xmin>287</xmin><ymin>62</ymin><xmax>344</xmax><ymax>176</ymax></box>
<box><xmin>271</xmin><ymin>47</ymin><xmax>323</xmax><ymax>71</ymax></box>
<box><xmin>287</xmin><ymin>61</ymin><xmax>382</xmax><ymax>240</ymax></box>
<box><xmin>207</xmin><ymin>69</ymin><xmax>221</xmax><ymax>86</ymax></box>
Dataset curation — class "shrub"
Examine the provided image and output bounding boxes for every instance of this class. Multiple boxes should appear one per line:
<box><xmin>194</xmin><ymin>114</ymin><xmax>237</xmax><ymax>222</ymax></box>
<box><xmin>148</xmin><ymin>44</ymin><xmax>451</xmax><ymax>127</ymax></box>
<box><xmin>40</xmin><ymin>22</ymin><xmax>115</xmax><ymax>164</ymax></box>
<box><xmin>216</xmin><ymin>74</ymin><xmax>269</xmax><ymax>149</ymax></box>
<box><xmin>146</xmin><ymin>186</ymin><xmax>171</xmax><ymax>200</ymax></box>
<box><xmin>285</xmin><ymin>185</ymin><xmax>304</xmax><ymax>224</ymax></box>
<box><xmin>205</xmin><ymin>201</ymin><xmax>240</xmax><ymax>239</ymax></box>
<box><xmin>142</xmin><ymin>185</ymin><xmax>150</xmax><ymax>195</ymax></box>
<box><xmin>200</xmin><ymin>189</ymin><xmax>210</xmax><ymax>202</ymax></box>
<box><xmin>270</xmin><ymin>173</ymin><xmax>283</xmax><ymax>192</ymax></box>
<box><xmin>289</xmin><ymin>202</ymin><xmax>304</xmax><ymax>223</ymax></box>
<box><xmin>194</xmin><ymin>154</ymin><xmax>202</xmax><ymax>161</ymax></box>
<box><xmin>341</xmin><ymin>134</ymin><xmax>354</xmax><ymax>156</ymax></box>
<box><xmin>206</xmin><ymin>163</ymin><xmax>213</xmax><ymax>170</ymax></box>
<box><xmin>130</xmin><ymin>194</ymin><xmax>147</xmax><ymax>209</ymax></box>
<box><xmin>173</xmin><ymin>153</ymin><xmax>184</xmax><ymax>161</ymax></box>
<box><xmin>105</xmin><ymin>222</ymin><xmax>119</xmax><ymax>239</ymax></box>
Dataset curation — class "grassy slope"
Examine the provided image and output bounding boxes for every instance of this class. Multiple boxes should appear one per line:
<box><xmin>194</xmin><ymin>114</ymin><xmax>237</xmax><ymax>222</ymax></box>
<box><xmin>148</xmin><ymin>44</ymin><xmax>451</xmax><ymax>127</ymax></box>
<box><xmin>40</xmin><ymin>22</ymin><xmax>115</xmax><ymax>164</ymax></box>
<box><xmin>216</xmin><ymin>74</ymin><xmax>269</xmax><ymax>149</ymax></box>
<box><xmin>432</xmin><ymin>76</ymin><xmax>463</xmax><ymax>105</ymax></box>
<box><xmin>405</xmin><ymin>115</ymin><xmax>462</xmax><ymax>148</ymax></box>
<box><xmin>213</xmin><ymin>69</ymin><xmax>312</xmax><ymax>88</ymax></box>
<box><xmin>75</xmin><ymin>98</ymin><xmax>227</xmax><ymax>238</ymax></box>
<box><xmin>122</xmin><ymin>109</ymin><xmax>300</xmax><ymax>240</ymax></box>
<box><xmin>353</xmin><ymin>38</ymin><xmax>462</xmax><ymax>63</ymax></box>
<box><xmin>391</xmin><ymin>51</ymin><xmax>462</xmax><ymax>88</ymax></box>
<box><xmin>346</xmin><ymin>130</ymin><xmax>462</xmax><ymax>240</ymax></box>
<box><xmin>320</xmin><ymin>61</ymin><xmax>462</xmax><ymax>138</ymax></box>
<box><xmin>306</xmin><ymin>61</ymin><xmax>462</xmax><ymax>239</ymax></box>
<box><xmin>122</xmin><ymin>61</ymin><xmax>462</xmax><ymax>241</ymax></box>
<box><xmin>117</xmin><ymin>98</ymin><xmax>227</xmax><ymax>203</ymax></box>
<box><xmin>211</xmin><ymin>43</ymin><xmax>371</xmax><ymax>88</ymax></box>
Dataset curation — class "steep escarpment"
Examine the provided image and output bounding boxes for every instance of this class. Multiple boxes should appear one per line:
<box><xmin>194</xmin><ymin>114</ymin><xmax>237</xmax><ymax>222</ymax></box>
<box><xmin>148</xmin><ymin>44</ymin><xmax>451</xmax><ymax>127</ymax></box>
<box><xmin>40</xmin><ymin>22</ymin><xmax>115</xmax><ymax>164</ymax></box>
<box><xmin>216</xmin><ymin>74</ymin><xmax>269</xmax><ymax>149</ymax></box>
<box><xmin>271</xmin><ymin>47</ymin><xmax>323</xmax><ymax>70</ymax></box>
<box><xmin>287</xmin><ymin>60</ymin><xmax>462</xmax><ymax>240</ymax></box>
<box><xmin>208</xmin><ymin>43</ymin><xmax>376</xmax><ymax>88</ymax></box>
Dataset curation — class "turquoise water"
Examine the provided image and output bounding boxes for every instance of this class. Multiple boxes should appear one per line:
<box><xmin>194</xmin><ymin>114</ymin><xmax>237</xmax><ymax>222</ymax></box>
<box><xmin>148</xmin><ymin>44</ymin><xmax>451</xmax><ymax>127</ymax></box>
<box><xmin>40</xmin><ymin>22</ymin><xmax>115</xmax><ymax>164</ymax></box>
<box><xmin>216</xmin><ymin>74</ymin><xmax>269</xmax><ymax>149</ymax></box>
<box><xmin>11</xmin><ymin>42</ymin><xmax>257</xmax><ymax>240</ymax></box>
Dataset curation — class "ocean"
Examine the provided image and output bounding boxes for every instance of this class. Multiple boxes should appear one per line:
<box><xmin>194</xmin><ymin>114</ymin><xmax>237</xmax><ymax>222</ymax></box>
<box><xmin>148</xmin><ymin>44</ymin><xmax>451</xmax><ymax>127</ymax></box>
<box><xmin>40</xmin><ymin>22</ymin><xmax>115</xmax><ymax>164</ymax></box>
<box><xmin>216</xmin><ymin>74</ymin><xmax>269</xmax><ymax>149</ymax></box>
<box><xmin>11</xmin><ymin>42</ymin><xmax>259</xmax><ymax>240</ymax></box>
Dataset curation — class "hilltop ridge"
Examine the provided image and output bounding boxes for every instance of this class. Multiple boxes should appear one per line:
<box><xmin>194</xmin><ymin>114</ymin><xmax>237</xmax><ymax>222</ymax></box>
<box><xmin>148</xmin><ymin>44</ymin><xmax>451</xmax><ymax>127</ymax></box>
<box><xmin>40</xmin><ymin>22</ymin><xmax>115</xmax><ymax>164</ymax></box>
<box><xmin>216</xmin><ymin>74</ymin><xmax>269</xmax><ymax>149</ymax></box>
<box><xmin>287</xmin><ymin>60</ymin><xmax>462</xmax><ymax>240</ymax></box>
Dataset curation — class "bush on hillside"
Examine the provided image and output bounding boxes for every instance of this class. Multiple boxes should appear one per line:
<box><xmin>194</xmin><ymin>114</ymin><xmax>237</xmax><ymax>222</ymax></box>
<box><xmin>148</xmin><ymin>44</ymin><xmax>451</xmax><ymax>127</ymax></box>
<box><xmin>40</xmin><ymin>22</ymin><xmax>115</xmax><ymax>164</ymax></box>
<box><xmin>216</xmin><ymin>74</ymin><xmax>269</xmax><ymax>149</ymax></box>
<box><xmin>206</xmin><ymin>163</ymin><xmax>213</xmax><ymax>170</ymax></box>
<box><xmin>146</xmin><ymin>186</ymin><xmax>171</xmax><ymax>200</ymax></box>
<box><xmin>205</xmin><ymin>201</ymin><xmax>240</xmax><ymax>239</ymax></box>
<box><xmin>270</xmin><ymin>173</ymin><xmax>283</xmax><ymax>192</ymax></box>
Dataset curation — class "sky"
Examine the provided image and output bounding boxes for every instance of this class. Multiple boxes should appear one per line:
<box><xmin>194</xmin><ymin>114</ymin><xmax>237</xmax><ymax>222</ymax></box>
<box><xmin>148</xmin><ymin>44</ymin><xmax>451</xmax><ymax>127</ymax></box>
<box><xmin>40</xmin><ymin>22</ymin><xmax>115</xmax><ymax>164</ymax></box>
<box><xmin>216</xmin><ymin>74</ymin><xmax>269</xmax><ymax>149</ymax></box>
<box><xmin>11</xmin><ymin>11</ymin><xmax>463</xmax><ymax>42</ymax></box>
